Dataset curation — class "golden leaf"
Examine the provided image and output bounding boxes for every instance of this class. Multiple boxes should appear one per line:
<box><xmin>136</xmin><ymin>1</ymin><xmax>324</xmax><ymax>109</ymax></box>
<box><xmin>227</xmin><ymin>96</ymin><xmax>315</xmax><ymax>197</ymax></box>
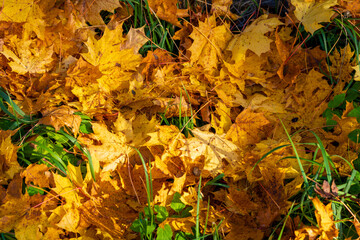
<box><xmin>0</xmin><ymin>0</ymin><xmax>34</xmax><ymax>22</ymax></box>
<box><xmin>292</xmin><ymin>0</ymin><xmax>337</xmax><ymax>34</ymax></box>
<box><xmin>38</xmin><ymin>106</ymin><xmax>82</xmax><ymax>135</ymax></box>
<box><xmin>1</xmin><ymin>36</ymin><xmax>54</xmax><ymax>75</ymax></box>
<box><xmin>0</xmin><ymin>130</ymin><xmax>21</xmax><ymax>184</ymax></box>
<box><xmin>21</xmin><ymin>164</ymin><xmax>54</xmax><ymax>189</ymax></box>
<box><xmin>227</xmin><ymin>15</ymin><xmax>283</xmax><ymax>64</ymax></box>
<box><xmin>188</xmin><ymin>15</ymin><xmax>232</xmax><ymax>74</ymax></box>
<box><xmin>226</xmin><ymin>108</ymin><xmax>272</xmax><ymax>147</ymax></box>
<box><xmin>181</xmin><ymin>128</ymin><xmax>244</xmax><ymax>177</ymax></box>
<box><xmin>312</xmin><ymin>196</ymin><xmax>339</xmax><ymax>239</ymax></box>
<box><xmin>75</xmin><ymin>0</ymin><xmax>122</xmax><ymax>25</ymax></box>
<box><xmin>148</xmin><ymin>0</ymin><xmax>182</xmax><ymax>27</ymax></box>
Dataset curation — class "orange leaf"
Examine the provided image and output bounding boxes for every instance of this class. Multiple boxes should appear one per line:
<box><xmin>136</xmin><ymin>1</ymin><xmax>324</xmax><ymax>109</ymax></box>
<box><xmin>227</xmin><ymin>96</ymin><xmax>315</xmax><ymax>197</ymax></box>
<box><xmin>39</xmin><ymin>106</ymin><xmax>82</xmax><ymax>135</ymax></box>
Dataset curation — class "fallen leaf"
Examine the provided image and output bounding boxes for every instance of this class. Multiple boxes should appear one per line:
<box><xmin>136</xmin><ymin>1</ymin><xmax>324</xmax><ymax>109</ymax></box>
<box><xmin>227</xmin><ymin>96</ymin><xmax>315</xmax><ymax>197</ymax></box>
<box><xmin>291</xmin><ymin>0</ymin><xmax>337</xmax><ymax>34</ymax></box>
<box><xmin>39</xmin><ymin>106</ymin><xmax>82</xmax><ymax>135</ymax></box>
<box><xmin>75</xmin><ymin>0</ymin><xmax>122</xmax><ymax>25</ymax></box>
<box><xmin>0</xmin><ymin>130</ymin><xmax>21</xmax><ymax>184</ymax></box>
<box><xmin>226</xmin><ymin>108</ymin><xmax>273</xmax><ymax>147</ymax></box>
<box><xmin>148</xmin><ymin>0</ymin><xmax>182</xmax><ymax>27</ymax></box>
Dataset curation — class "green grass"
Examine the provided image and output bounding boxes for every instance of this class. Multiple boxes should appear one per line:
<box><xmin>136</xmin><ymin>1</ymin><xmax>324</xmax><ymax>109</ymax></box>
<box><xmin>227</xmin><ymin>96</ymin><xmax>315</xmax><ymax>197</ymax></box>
<box><xmin>0</xmin><ymin>87</ymin><xmax>96</xmax><ymax>181</ymax></box>
<box><xmin>160</xmin><ymin>86</ymin><xmax>196</xmax><ymax>138</ymax></box>
<box><xmin>294</xmin><ymin>11</ymin><xmax>360</xmax><ymax>85</ymax></box>
<box><xmin>256</xmin><ymin>120</ymin><xmax>360</xmax><ymax>239</ymax></box>
<box><xmin>131</xmin><ymin>149</ymin><xmax>227</xmax><ymax>239</ymax></box>
<box><xmin>119</xmin><ymin>0</ymin><xmax>177</xmax><ymax>55</ymax></box>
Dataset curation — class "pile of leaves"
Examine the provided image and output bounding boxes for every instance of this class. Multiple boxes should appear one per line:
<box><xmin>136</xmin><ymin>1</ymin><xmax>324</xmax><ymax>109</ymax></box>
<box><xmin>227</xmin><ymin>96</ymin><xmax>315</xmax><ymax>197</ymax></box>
<box><xmin>1</xmin><ymin>0</ymin><xmax>360</xmax><ymax>239</ymax></box>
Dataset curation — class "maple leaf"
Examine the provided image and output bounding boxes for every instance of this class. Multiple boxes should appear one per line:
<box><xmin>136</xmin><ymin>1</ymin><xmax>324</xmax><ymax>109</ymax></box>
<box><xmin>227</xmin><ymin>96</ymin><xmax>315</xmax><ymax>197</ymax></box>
<box><xmin>113</xmin><ymin>111</ymin><xmax>158</xmax><ymax>146</ymax></box>
<box><xmin>38</xmin><ymin>106</ymin><xmax>82</xmax><ymax>135</ymax></box>
<box><xmin>226</xmin><ymin>108</ymin><xmax>273</xmax><ymax>148</ymax></box>
<box><xmin>291</xmin><ymin>0</ymin><xmax>337</xmax><ymax>34</ymax></box>
<box><xmin>210</xmin><ymin>101</ymin><xmax>232</xmax><ymax>135</ymax></box>
<box><xmin>81</xmin><ymin>122</ymin><xmax>132</xmax><ymax>176</ymax></box>
<box><xmin>81</xmin><ymin>24</ymin><xmax>145</xmax><ymax>93</ymax></box>
<box><xmin>212</xmin><ymin>0</ymin><xmax>239</xmax><ymax>19</ymax></box>
<box><xmin>188</xmin><ymin>15</ymin><xmax>232</xmax><ymax>74</ymax></box>
<box><xmin>329</xmin><ymin>44</ymin><xmax>355</xmax><ymax>83</ymax></box>
<box><xmin>75</xmin><ymin>0</ymin><xmax>122</xmax><ymax>25</ymax></box>
<box><xmin>0</xmin><ymin>175</ymin><xmax>30</xmax><ymax>232</ymax></box>
<box><xmin>0</xmin><ymin>130</ymin><xmax>21</xmax><ymax>184</ymax></box>
<box><xmin>181</xmin><ymin>128</ymin><xmax>245</xmax><ymax>177</ymax></box>
<box><xmin>21</xmin><ymin>164</ymin><xmax>54</xmax><ymax>189</ymax></box>
<box><xmin>227</xmin><ymin>15</ymin><xmax>283</xmax><ymax>64</ymax></box>
<box><xmin>148</xmin><ymin>0</ymin><xmax>183</xmax><ymax>27</ymax></box>
<box><xmin>312</xmin><ymin>197</ymin><xmax>339</xmax><ymax>239</ymax></box>
<box><xmin>48</xmin><ymin>173</ymin><xmax>82</xmax><ymax>233</ymax></box>
<box><xmin>0</xmin><ymin>0</ymin><xmax>34</xmax><ymax>22</ymax></box>
<box><xmin>353</xmin><ymin>64</ymin><xmax>360</xmax><ymax>81</ymax></box>
<box><xmin>1</xmin><ymin>36</ymin><xmax>54</xmax><ymax>74</ymax></box>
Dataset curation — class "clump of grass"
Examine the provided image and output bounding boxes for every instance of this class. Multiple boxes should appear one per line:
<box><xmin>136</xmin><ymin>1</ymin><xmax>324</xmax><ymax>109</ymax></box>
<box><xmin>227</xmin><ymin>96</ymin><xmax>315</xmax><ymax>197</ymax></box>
<box><xmin>160</xmin><ymin>86</ymin><xmax>196</xmax><ymax>138</ymax></box>
<box><xmin>120</xmin><ymin>0</ymin><xmax>177</xmax><ymax>55</ymax></box>
<box><xmin>257</xmin><ymin>120</ymin><xmax>360</xmax><ymax>239</ymax></box>
<box><xmin>131</xmin><ymin>148</ymin><xmax>226</xmax><ymax>239</ymax></box>
<box><xmin>0</xmin><ymin>87</ymin><xmax>96</xmax><ymax>181</ymax></box>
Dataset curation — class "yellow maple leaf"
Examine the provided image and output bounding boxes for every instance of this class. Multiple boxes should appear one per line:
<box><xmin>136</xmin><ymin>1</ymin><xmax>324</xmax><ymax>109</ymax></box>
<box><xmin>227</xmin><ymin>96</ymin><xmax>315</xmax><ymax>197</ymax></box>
<box><xmin>312</xmin><ymin>197</ymin><xmax>339</xmax><ymax>239</ymax></box>
<box><xmin>181</xmin><ymin>128</ymin><xmax>244</xmax><ymax>177</ymax></box>
<box><xmin>21</xmin><ymin>164</ymin><xmax>54</xmax><ymax>189</ymax></box>
<box><xmin>75</xmin><ymin>0</ymin><xmax>122</xmax><ymax>25</ymax></box>
<box><xmin>1</xmin><ymin>36</ymin><xmax>54</xmax><ymax>74</ymax></box>
<box><xmin>0</xmin><ymin>130</ymin><xmax>21</xmax><ymax>184</ymax></box>
<box><xmin>38</xmin><ymin>106</ymin><xmax>82</xmax><ymax>135</ymax></box>
<box><xmin>353</xmin><ymin>64</ymin><xmax>360</xmax><ymax>81</ymax></box>
<box><xmin>0</xmin><ymin>0</ymin><xmax>34</xmax><ymax>22</ymax></box>
<box><xmin>329</xmin><ymin>44</ymin><xmax>355</xmax><ymax>82</ymax></box>
<box><xmin>226</xmin><ymin>108</ymin><xmax>273</xmax><ymax>147</ymax></box>
<box><xmin>292</xmin><ymin>0</ymin><xmax>337</xmax><ymax>34</ymax></box>
<box><xmin>188</xmin><ymin>15</ymin><xmax>232</xmax><ymax>74</ymax></box>
<box><xmin>227</xmin><ymin>15</ymin><xmax>283</xmax><ymax>64</ymax></box>
<box><xmin>210</xmin><ymin>101</ymin><xmax>232</xmax><ymax>135</ymax></box>
<box><xmin>0</xmin><ymin>175</ymin><xmax>30</xmax><ymax>232</ymax></box>
<box><xmin>212</xmin><ymin>0</ymin><xmax>239</xmax><ymax>19</ymax></box>
<box><xmin>48</xmin><ymin>173</ymin><xmax>82</xmax><ymax>233</ymax></box>
<box><xmin>81</xmin><ymin>24</ymin><xmax>145</xmax><ymax>93</ymax></box>
<box><xmin>148</xmin><ymin>0</ymin><xmax>183</xmax><ymax>27</ymax></box>
<box><xmin>83</xmin><ymin>122</ymin><xmax>132</xmax><ymax>176</ymax></box>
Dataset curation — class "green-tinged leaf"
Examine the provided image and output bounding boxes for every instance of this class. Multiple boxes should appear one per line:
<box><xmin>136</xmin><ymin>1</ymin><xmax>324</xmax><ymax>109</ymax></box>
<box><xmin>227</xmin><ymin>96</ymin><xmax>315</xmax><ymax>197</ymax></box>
<box><xmin>347</xmin><ymin>107</ymin><xmax>360</xmax><ymax>121</ymax></box>
<box><xmin>156</xmin><ymin>224</ymin><xmax>173</xmax><ymax>240</ymax></box>
<box><xmin>346</xmin><ymin>82</ymin><xmax>360</xmax><ymax>102</ymax></box>
<box><xmin>146</xmin><ymin>222</ymin><xmax>157</xmax><ymax>235</ymax></box>
<box><xmin>172</xmin><ymin>206</ymin><xmax>193</xmax><ymax>218</ymax></box>
<box><xmin>154</xmin><ymin>205</ymin><xmax>169</xmax><ymax>222</ymax></box>
<box><xmin>171</xmin><ymin>192</ymin><xmax>186</xmax><ymax>213</ymax></box>
<box><xmin>174</xmin><ymin>231</ymin><xmax>192</xmax><ymax>240</ymax></box>
<box><xmin>130</xmin><ymin>219</ymin><xmax>144</xmax><ymax>233</ymax></box>
<box><xmin>328</xmin><ymin>93</ymin><xmax>345</xmax><ymax>108</ymax></box>
<box><xmin>324</xmin><ymin>119</ymin><xmax>338</xmax><ymax>131</ymax></box>
<box><xmin>26</xmin><ymin>186</ymin><xmax>45</xmax><ymax>196</ymax></box>
<box><xmin>348</xmin><ymin>129</ymin><xmax>360</xmax><ymax>143</ymax></box>
<box><xmin>323</xmin><ymin>108</ymin><xmax>334</xmax><ymax>119</ymax></box>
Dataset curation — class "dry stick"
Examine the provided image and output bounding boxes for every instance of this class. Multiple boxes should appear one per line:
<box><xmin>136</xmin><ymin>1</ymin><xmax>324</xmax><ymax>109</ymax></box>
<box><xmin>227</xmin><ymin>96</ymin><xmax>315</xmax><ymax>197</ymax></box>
<box><xmin>31</xmin><ymin>187</ymin><xmax>82</xmax><ymax>209</ymax></box>
<box><xmin>128</xmin><ymin>154</ymin><xmax>141</xmax><ymax>204</ymax></box>
<box><xmin>258</xmin><ymin>182</ymin><xmax>281</xmax><ymax>210</ymax></box>
<box><xmin>283</xmin><ymin>34</ymin><xmax>310</xmax><ymax>66</ymax></box>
